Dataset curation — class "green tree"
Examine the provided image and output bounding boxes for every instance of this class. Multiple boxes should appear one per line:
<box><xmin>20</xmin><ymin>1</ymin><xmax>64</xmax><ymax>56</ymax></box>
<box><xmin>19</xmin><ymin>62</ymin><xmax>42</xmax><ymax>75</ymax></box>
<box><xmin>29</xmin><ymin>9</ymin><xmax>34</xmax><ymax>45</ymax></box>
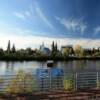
<box><xmin>51</xmin><ymin>41</ymin><xmax>55</xmax><ymax>57</ymax></box>
<box><xmin>26</xmin><ymin>47</ymin><xmax>33</xmax><ymax>55</ymax></box>
<box><xmin>55</xmin><ymin>43</ymin><xmax>58</xmax><ymax>52</ymax></box>
<box><xmin>51</xmin><ymin>41</ymin><xmax>58</xmax><ymax>58</ymax></box>
<box><xmin>0</xmin><ymin>48</ymin><xmax>4</xmax><ymax>56</ymax></box>
<box><xmin>7</xmin><ymin>40</ymin><xmax>11</xmax><ymax>54</ymax></box>
<box><xmin>12</xmin><ymin>44</ymin><xmax>16</xmax><ymax>53</ymax></box>
<box><xmin>51</xmin><ymin>41</ymin><xmax>55</xmax><ymax>52</ymax></box>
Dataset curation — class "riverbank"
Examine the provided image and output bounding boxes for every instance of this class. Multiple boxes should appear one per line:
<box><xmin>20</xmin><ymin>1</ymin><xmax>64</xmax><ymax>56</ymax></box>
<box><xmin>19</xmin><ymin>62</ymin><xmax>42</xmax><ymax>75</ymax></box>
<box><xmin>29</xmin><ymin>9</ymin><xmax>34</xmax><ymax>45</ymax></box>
<box><xmin>0</xmin><ymin>56</ymin><xmax>100</xmax><ymax>61</ymax></box>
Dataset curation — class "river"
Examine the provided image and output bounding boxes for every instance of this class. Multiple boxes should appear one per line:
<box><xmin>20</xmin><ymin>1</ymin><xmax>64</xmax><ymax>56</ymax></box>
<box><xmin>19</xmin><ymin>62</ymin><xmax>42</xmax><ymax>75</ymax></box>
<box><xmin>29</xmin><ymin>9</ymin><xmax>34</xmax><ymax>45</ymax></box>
<box><xmin>0</xmin><ymin>60</ymin><xmax>100</xmax><ymax>75</ymax></box>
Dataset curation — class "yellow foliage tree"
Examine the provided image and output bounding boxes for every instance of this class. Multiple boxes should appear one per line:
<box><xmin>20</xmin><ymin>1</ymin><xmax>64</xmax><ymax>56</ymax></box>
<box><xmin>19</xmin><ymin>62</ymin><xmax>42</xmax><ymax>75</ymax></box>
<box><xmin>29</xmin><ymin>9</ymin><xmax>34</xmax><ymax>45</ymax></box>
<box><xmin>5</xmin><ymin>70</ymin><xmax>35</xmax><ymax>93</ymax></box>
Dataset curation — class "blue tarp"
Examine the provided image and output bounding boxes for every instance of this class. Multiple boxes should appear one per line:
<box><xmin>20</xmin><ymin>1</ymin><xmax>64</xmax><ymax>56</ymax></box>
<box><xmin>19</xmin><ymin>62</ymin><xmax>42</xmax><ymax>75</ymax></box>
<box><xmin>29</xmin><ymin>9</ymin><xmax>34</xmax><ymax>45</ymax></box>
<box><xmin>51</xmin><ymin>68</ymin><xmax>63</xmax><ymax>77</ymax></box>
<box><xmin>36</xmin><ymin>68</ymin><xmax>63</xmax><ymax>78</ymax></box>
<box><xmin>36</xmin><ymin>69</ymin><xmax>50</xmax><ymax>77</ymax></box>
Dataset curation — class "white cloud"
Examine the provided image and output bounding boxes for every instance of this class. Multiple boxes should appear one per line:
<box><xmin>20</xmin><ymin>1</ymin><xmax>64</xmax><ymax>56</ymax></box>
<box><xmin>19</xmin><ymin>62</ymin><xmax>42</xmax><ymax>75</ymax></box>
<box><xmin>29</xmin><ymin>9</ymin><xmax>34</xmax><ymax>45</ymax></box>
<box><xmin>13</xmin><ymin>5</ymin><xmax>32</xmax><ymax>21</ymax></box>
<box><xmin>94</xmin><ymin>26</ymin><xmax>100</xmax><ymax>35</ymax></box>
<box><xmin>13</xmin><ymin>1</ymin><xmax>54</xmax><ymax>29</ymax></box>
<box><xmin>80</xmin><ymin>25</ymin><xmax>87</xmax><ymax>35</ymax></box>
<box><xmin>34</xmin><ymin>2</ymin><xmax>54</xmax><ymax>29</ymax></box>
<box><xmin>14</xmin><ymin>12</ymin><xmax>26</xmax><ymax>20</ymax></box>
<box><xmin>24</xmin><ymin>11</ymin><xmax>31</xmax><ymax>17</ymax></box>
<box><xmin>56</xmin><ymin>17</ymin><xmax>87</xmax><ymax>35</ymax></box>
<box><xmin>0</xmin><ymin>24</ymin><xmax>99</xmax><ymax>49</ymax></box>
<box><xmin>0</xmin><ymin>31</ymin><xmax>100</xmax><ymax>50</ymax></box>
<box><xmin>14</xmin><ymin>9</ymin><xmax>32</xmax><ymax>20</ymax></box>
<box><xmin>7</xmin><ymin>27</ymin><xmax>33</xmax><ymax>36</ymax></box>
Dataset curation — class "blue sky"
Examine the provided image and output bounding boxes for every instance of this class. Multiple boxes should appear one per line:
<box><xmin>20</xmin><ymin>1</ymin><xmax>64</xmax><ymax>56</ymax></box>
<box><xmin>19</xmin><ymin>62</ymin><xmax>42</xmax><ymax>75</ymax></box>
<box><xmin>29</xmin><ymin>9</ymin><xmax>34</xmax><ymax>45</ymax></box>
<box><xmin>0</xmin><ymin>0</ymin><xmax>100</xmax><ymax>49</ymax></box>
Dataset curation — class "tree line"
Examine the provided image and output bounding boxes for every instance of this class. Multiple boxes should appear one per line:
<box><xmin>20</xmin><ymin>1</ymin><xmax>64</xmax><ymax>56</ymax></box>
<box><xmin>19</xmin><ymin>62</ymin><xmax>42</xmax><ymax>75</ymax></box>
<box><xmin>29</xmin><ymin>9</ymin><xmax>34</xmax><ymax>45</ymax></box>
<box><xmin>0</xmin><ymin>40</ymin><xmax>100</xmax><ymax>61</ymax></box>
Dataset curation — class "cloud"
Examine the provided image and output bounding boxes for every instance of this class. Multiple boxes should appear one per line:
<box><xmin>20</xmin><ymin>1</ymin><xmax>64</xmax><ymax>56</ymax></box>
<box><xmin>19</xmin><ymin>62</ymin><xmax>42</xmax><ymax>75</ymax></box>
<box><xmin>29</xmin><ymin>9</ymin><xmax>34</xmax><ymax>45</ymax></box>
<box><xmin>34</xmin><ymin>2</ymin><xmax>54</xmax><ymax>29</ymax></box>
<box><xmin>7</xmin><ymin>27</ymin><xmax>33</xmax><ymax>36</ymax></box>
<box><xmin>94</xmin><ymin>26</ymin><xmax>100</xmax><ymax>35</ymax></box>
<box><xmin>0</xmin><ymin>30</ymin><xmax>100</xmax><ymax>50</ymax></box>
<box><xmin>56</xmin><ymin>17</ymin><xmax>87</xmax><ymax>35</ymax></box>
<box><xmin>80</xmin><ymin>25</ymin><xmax>87</xmax><ymax>35</ymax></box>
<box><xmin>0</xmin><ymin>23</ymin><xmax>35</xmax><ymax>37</ymax></box>
<box><xmin>13</xmin><ymin>1</ymin><xmax>54</xmax><ymax>30</ymax></box>
<box><xmin>14</xmin><ymin>6</ymin><xmax>32</xmax><ymax>20</ymax></box>
<box><xmin>24</xmin><ymin>10</ymin><xmax>31</xmax><ymax>17</ymax></box>
<box><xmin>0</xmin><ymin>20</ymin><xmax>99</xmax><ymax>49</ymax></box>
<box><xmin>14</xmin><ymin>12</ymin><xmax>26</xmax><ymax>20</ymax></box>
<box><xmin>0</xmin><ymin>28</ymin><xmax>100</xmax><ymax>49</ymax></box>
<box><xmin>14</xmin><ymin>10</ymin><xmax>32</xmax><ymax>20</ymax></box>
<box><xmin>0</xmin><ymin>23</ymin><xmax>99</xmax><ymax>49</ymax></box>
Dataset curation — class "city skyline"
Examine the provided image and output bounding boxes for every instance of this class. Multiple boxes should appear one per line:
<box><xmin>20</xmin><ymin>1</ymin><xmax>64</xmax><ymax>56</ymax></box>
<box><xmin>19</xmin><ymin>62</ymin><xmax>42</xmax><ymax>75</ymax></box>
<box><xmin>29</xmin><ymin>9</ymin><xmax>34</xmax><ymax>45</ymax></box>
<box><xmin>0</xmin><ymin>0</ymin><xmax>100</xmax><ymax>49</ymax></box>
<box><xmin>1</xmin><ymin>39</ymin><xmax>100</xmax><ymax>51</ymax></box>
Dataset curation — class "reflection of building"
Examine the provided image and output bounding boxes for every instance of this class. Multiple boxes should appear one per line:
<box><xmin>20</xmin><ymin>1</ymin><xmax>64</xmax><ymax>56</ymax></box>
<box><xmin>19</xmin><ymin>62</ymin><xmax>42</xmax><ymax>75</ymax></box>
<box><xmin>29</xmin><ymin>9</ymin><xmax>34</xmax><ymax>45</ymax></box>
<box><xmin>40</xmin><ymin>43</ymin><xmax>50</xmax><ymax>55</ymax></box>
<box><xmin>61</xmin><ymin>45</ymin><xmax>74</xmax><ymax>56</ymax></box>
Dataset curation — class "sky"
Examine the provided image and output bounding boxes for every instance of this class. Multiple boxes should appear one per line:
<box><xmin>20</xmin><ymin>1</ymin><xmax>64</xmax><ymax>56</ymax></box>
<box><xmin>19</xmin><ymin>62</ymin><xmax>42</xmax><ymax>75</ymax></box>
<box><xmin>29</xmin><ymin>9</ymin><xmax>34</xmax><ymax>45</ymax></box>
<box><xmin>0</xmin><ymin>0</ymin><xmax>100</xmax><ymax>49</ymax></box>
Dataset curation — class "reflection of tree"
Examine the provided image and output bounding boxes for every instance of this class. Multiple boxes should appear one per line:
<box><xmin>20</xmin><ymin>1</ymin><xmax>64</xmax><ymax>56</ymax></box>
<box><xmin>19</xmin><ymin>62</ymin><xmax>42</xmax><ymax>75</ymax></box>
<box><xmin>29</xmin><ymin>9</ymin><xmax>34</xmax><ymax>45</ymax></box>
<box><xmin>11</xmin><ymin>61</ymin><xmax>14</xmax><ymax>71</ymax></box>
<box><xmin>74</xmin><ymin>61</ymin><xmax>83</xmax><ymax>71</ymax></box>
<box><xmin>5</xmin><ymin>62</ymin><xmax>14</xmax><ymax>74</ymax></box>
<box><xmin>5</xmin><ymin>62</ymin><xmax>10</xmax><ymax>73</ymax></box>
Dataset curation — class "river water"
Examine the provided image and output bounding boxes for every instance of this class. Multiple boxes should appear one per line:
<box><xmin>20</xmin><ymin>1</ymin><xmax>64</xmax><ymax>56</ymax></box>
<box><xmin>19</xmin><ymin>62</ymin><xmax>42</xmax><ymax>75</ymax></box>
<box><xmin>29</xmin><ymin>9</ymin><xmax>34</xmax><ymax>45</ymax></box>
<box><xmin>0</xmin><ymin>60</ymin><xmax>100</xmax><ymax>75</ymax></box>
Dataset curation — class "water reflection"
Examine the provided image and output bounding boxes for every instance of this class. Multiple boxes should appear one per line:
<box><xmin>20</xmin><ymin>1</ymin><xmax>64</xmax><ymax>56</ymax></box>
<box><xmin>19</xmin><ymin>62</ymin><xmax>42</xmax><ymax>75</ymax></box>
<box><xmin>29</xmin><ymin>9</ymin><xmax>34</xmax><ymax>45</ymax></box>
<box><xmin>5</xmin><ymin>62</ymin><xmax>14</xmax><ymax>74</ymax></box>
<box><xmin>0</xmin><ymin>60</ymin><xmax>99</xmax><ymax>75</ymax></box>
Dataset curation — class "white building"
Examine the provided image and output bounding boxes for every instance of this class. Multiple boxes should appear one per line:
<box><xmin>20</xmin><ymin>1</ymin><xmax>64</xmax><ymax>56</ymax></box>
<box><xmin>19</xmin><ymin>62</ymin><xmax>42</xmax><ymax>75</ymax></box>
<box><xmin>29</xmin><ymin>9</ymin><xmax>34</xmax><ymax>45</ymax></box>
<box><xmin>40</xmin><ymin>43</ymin><xmax>50</xmax><ymax>55</ymax></box>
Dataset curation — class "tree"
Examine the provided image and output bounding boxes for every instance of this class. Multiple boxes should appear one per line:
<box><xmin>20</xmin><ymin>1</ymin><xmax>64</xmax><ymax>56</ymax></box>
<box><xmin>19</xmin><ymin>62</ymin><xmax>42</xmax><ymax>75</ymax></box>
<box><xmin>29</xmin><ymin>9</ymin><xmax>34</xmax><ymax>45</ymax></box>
<box><xmin>74</xmin><ymin>45</ymin><xmax>84</xmax><ymax>57</ymax></box>
<box><xmin>62</xmin><ymin>48</ymin><xmax>69</xmax><ymax>58</ymax></box>
<box><xmin>26</xmin><ymin>47</ymin><xmax>33</xmax><ymax>55</ymax></box>
<box><xmin>51</xmin><ymin>41</ymin><xmax>55</xmax><ymax>53</ymax></box>
<box><xmin>12</xmin><ymin>44</ymin><xmax>16</xmax><ymax>53</ymax></box>
<box><xmin>0</xmin><ymin>48</ymin><xmax>4</xmax><ymax>56</ymax></box>
<box><xmin>5</xmin><ymin>70</ymin><xmax>35</xmax><ymax>93</ymax></box>
<box><xmin>64</xmin><ymin>74</ymin><xmax>74</xmax><ymax>90</ymax></box>
<box><xmin>7</xmin><ymin>40</ymin><xmax>11</xmax><ymax>54</ymax></box>
<box><xmin>51</xmin><ymin>41</ymin><xmax>57</xmax><ymax>57</ymax></box>
<box><xmin>55</xmin><ymin>43</ymin><xmax>58</xmax><ymax>52</ymax></box>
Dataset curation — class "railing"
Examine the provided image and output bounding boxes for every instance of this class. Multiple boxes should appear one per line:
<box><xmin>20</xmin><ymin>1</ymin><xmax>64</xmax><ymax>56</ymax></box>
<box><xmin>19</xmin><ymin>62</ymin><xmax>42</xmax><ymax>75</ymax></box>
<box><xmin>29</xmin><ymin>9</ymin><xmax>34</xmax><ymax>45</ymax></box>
<box><xmin>0</xmin><ymin>70</ymin><xmax>100</xmax><ymax>93</ymax></box>
<box><xmin>0</xmin><ymin>75</ymin><xmax>64</xmax><ymax>93</ymax></box>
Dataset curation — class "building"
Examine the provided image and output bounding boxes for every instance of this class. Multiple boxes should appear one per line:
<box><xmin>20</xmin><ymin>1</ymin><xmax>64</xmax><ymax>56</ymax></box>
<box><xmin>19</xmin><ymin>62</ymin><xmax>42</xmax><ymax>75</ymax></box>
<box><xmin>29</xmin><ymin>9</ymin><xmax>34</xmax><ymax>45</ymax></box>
<box><xmin>40</xmin><ymin>43</ymin><xmax>50</xmax><ymax>55</ymax></box>
<box><xmin>61</xmin><ymin>45</ymin><xmax>74</xmax><ymax>56</ymax></box>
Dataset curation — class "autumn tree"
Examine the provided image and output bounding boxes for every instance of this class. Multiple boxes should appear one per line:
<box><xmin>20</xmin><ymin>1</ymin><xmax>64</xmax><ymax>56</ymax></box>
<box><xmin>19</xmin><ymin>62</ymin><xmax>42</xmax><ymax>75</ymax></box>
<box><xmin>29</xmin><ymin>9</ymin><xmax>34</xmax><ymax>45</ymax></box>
<box><xmin>74</xmin><ymin>45</ymin><xmax>84</xmax><ymax>57</ymax></box>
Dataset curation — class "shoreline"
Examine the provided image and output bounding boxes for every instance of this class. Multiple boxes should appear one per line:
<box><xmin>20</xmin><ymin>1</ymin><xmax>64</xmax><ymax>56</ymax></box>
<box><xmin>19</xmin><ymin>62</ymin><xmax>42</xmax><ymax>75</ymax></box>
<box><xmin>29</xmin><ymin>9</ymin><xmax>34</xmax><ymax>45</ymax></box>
<box><xmin>0</xmin><ymin>56</ymin><xmax>100</xmax><ymax>61</ymax></box>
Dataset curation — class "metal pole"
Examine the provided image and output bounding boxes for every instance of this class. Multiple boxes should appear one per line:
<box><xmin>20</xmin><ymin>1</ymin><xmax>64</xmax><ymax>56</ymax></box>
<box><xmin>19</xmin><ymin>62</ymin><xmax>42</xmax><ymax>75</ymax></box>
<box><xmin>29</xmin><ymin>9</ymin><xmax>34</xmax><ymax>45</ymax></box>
<box><xmin>75</xmin><ymin>72</ymin><xmax>77</xmax><ymax>91</ymax></box>
<box><xmin>97</xmin><ymin>72</ymin><xmax>99</xmax><ymax>89</ymax></box>
<box><xmin>50</xmin><ymin>69</ymin><xmax>51</xmax><ymax>91</ymax></box>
